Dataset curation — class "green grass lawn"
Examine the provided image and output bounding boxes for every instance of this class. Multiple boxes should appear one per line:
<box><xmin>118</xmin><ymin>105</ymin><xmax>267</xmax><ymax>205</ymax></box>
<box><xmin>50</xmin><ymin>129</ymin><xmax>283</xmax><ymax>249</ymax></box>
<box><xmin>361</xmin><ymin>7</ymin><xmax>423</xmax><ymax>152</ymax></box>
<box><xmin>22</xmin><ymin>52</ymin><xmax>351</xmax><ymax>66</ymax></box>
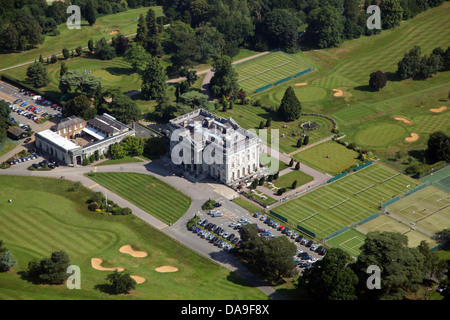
<box><xmin>272</xmin><ymin>169</ymin><xmax>314</xmax><ymax>190</ymax></box>
<box><xmin>326</xmin><ymin>229</ymin><xmax>366</xmax><ymax>258</ymax></box>
<box><xmin>0</xmin><ymin>7</ymin><xmax>163</xmax><ymax>70</ymax></box>
<box><xmin>0</xmin><ymin>141</ymin><xmax>19</xmax><ymax>158</ymax></box>
<box><xmin>96</xmin><ymin>156</ymin><xmax>144</xmax><ymax>166</ymax></box>
<box><xmin>232</xmin><ymin>197</ymin><xmax>264</xmax><ymax>215</ymax></box>
<box><xmin>237</xmin><ymin>3</ymin><xmax>450</xmax><ymax>169</ymax></box>
<box><xmin>293</xmin><ymin>141</ymin><xmax>360</xmax><ymax>176</ymax></box>
<box><xmin>87</xmin><ymin>172</ymin><xmax>191</xmax><ymax>225</ymax></box>
<box><xmin>234</xmin><ymin>51</ymin><xmax>312</xmax><ymax>93</ymax></box>
<box><xmin>0</xmin><ymin>175</ymin><xmax>267</xmax><ymax>300</ymax></box>
<box><xmin>216</xmin><ymin>106</ymin><xmax>335</xmax><ymax>154</ymax></box>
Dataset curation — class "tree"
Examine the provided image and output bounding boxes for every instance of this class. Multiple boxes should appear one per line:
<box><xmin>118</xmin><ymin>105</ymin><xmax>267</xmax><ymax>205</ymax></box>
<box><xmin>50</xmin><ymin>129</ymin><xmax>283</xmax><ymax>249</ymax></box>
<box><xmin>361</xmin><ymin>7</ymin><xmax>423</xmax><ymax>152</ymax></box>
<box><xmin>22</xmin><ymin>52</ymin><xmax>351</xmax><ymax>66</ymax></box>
<box><xmin>63</xmin><ymin>95</ymin><xmax>96</xmax><ymax>119</ymax></box>
<box><xmin>380</xmin><ymin>0</ymin><xmax>404</xmax><ymax>29</ymax></box>
<box><xmin>62</xmin><ymin>48</ymin><xmax>69</xmax><ymax>60</ymax></box>
<box><xmin>262</xmin><ymin>9</ymin><xmax>301</xmax><ymax>52</ymax></box>
<box><xmin>121</xmin><ymin>136</ymin><xmax>145</xmax><ymax>156</ymax></box>
<box><xmin>303</xmin><ymin>136</ymin><xmax>309</xmax><ymax>145</ymax></box>
<box><xmin>108</xmin><ymin>143</ymin><xmax>126</xmax><ymax>159</ymax></box>
<box><xmin>27</xmin><ymin>250</ymin><xmax>71</xmax><ymax>285</ymax></box>
<box><xmin>288</xmin><ymin>158</ymin><xmax>294</xmax><ymax>167</ymax></box>
<box><xmin>141</xmin><ymin>56</ymin><xmax>167</xmax><ymax>100</ymax></box>
<box><xmin>295</xmin><ymin>162</ymin><xmax>300</xmax><ymax>170</ymax></box>
<box><xmin>425</xmin><ymin>131</ymin><xmax>450</xmax><ymax>163</ymax></box>
<box><xmin>0</xmin><ymin>241</ymin><xmax>17</xmax><ymax>272</ymax></box>
<box><xmin>100</xmin><ymin>92</ymin><xmax>141</xmax><ymax>124</ymax></box>
<box><xmin>76</xmin><ymin>46</ymin><xmax>83</xmax><ymax>56</ymax></box>
<box><xmin>176</xmin><ymin>91</ymin><xmax>214</xmax><ymax>114</ymax></box>
<box><xmin>209</xmin><ymin>55</ymin><xmax>239</xmax><ymax>99</ymax></box>
<box><xmin>277</xmin><ymin>86</ymin><xmax>302</xmax><ymax>121</ymax></box>
<box><xmin>369</xmin><ymin>71</ymin><xmax>387</xmax><ymax>91</ymax></box>
<box><xmin>106</xmin><ymin>271</ymin><xmax>136</xmax><ymax>294</ymax></box>
<box><xmin>353</xmin><ymin>231</ymin><xmax>426</xmax><ymax>300</ymax></box>
<box><xmin>83</xmin><ymin>0</ymin><xmax>97</xmax><ymax>26</ymax></box>
<box><xmin>25</xmin><ymin>62</ymin><xmax>49</xmax><ymax>88</ymax></box>
<box><xmin>259</xmin><ymin>121</ymin><xmax>265</xmax><ymax>129</ymax></box>
<box><xmin>88</xmin><ymin>39</ymin><xmax>94</xmax><ymax>54</ymax></box>
<box><xmin>135</xmin><ymin>14</ymin><xmax>148</xmax><ymax>48</ymax></box>
<box><xmin>299</xmin><ymin>248</ymin><xmax>358</xmax><ymax>300</ymax></box>
<box><xmin>291</xmin><ymin>180</ymin><xmax>297</xmax><ymax>189</ymax></box>
<box><xmin>145</xmin><ymin>8</ymin><xmax>162</xmax><ymax>56</ymax></box>
<box><xmin>59</xmin><ymin>70</ymin><xmax>102</xmax><ymax>97</ymax></box>
<box><xmin>124</xmin><ymin>43</ymin><xmax>151</xmax><ymax>73</ymax></box>
<box><xmin>94</xmin><ymin>37</ymin><xmax>116</xmax><ymax>60</ymax></box>
<box><xmin>111</xmin><ymin>33</ymin><xmax>129</xmax><ymax>55</ymax></box>
<box><xmin>296</xmin><ymin>138</ymin><xmax>302</xmax><ymax>148</ymax></box>
<box><xmin>265</xmin><ymin>119</ymin><xmax>271</xmax><ymax>127</ymax></box>
<box><xmin>306</xmin><ymin>5</ymin><xmax>343</xmax><ymax>48</ymax></box>
<box><xmin>60</xmin><ymin>62</ymin><xmax>68</xmax><ymax>77</ymax></box>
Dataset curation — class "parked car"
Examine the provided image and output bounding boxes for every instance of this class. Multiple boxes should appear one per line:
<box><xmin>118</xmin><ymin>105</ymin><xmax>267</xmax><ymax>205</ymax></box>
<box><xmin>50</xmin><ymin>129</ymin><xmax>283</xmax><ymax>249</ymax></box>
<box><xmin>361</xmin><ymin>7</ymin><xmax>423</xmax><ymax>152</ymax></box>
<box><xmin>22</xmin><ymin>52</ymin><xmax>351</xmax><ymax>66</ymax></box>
<box><xmin>305</xmin><ymin>240</ymin><xmax>313</xmax><ymax>247</ymax></box>
<box><xmin>259</xmin><ymin>215</ymin><xmax>266</xmax><ymax>221</ymax></box>
<box><xmin>253</xmin><ymin>212</ymin><xmax>261</xmax><ymax>218</ymax></box>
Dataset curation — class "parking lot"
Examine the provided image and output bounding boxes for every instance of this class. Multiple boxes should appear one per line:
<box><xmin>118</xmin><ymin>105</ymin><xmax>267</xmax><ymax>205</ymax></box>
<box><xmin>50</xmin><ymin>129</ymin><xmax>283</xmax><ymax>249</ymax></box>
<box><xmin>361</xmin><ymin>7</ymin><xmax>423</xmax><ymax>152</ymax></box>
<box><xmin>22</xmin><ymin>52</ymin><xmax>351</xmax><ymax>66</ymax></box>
<box><xmin>1</xmin><ymin>81</ymin><xmax>61</xmax><ymax>133</ymax></box>
<box><xmin>187</xmin><ymin>197</ymin><xmax>325</xmax><ymax>273</ymax></box>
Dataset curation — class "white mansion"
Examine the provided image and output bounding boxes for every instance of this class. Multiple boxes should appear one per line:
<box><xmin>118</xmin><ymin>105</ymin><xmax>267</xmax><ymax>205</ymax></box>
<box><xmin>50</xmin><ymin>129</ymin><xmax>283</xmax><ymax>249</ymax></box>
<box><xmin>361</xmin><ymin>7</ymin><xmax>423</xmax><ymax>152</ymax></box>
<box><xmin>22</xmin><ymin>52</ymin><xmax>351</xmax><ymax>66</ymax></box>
<box><xmin>168</xmin><ymin>109</ymin><xmax>261</xmax><ymax>185</ymax></box>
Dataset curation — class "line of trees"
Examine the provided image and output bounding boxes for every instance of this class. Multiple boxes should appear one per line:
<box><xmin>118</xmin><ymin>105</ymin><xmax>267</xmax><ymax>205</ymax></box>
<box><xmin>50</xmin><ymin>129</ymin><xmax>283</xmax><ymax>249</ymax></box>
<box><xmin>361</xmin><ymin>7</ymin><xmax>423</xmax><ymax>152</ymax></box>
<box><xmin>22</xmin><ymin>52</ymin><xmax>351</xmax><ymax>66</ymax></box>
<box><xmin>0</xmin><ymin>0</ymin><xmax>156</xmax><ymax>52</ymax></box>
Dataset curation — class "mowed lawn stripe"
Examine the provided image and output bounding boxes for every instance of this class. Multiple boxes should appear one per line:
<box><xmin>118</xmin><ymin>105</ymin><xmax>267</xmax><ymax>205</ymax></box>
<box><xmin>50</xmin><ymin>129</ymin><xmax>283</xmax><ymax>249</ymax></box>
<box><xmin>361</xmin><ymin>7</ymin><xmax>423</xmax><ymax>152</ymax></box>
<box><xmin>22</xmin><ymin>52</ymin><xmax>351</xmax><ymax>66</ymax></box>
<box><xmin>89</xmin><ymin>172</ymin><xmax>191</xmax><ymax>224</ymax></box>
<box><xmin>114</xmin><ymin>174</ymin><xmax>188</xmax><ymax>221</ymax></box>
<box><xmin>0</xmin><ymin>209</ymin><xmax>87</xmax><ymax>257</ymax></box>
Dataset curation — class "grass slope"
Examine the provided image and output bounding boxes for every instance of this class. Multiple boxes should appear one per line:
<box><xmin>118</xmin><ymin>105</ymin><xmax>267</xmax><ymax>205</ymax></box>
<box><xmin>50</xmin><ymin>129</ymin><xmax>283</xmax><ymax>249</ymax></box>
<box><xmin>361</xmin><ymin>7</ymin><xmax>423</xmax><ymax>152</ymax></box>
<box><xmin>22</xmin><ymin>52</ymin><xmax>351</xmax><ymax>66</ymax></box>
<box><xmin>0</xmin><ymin>175</ymin><xmax>267</xmax><ymax>300</ymax></box>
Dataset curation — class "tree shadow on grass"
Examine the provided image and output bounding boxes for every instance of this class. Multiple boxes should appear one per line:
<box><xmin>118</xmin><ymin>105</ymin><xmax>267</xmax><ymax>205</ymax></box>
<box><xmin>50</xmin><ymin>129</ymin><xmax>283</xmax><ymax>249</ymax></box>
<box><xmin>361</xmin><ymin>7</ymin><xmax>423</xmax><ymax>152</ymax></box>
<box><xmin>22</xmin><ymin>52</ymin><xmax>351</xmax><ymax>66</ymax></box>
<box><xmin>105</xmin><ymin>67</ymin><xmax>136</xmax><ymax>77</ymax></box>
<box><xmin>354</xmin><ymin>85</ymin><xmax>376</xmax><ymax>92</ymax></box>
<box><xmin>94</xmin><ymin>283</ymin><xmax>116</xmax><ymax>295</ymax></box>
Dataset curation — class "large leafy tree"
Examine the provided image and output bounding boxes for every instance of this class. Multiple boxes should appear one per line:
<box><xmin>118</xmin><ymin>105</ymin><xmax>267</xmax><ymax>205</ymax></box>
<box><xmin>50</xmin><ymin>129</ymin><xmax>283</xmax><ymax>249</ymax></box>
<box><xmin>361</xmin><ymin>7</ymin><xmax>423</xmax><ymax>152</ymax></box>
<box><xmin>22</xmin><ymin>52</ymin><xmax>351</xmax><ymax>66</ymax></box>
<box><xmin>124</xmin><ymin>43</ymin><xmax>151</xmax><ymax>73</ymax></box>
<box><xmin>141</xmin><ymin>56</ymin><xmax>167</xmax><ymax>100</ymax></box>
<box><xmin>262</xmin><ymin>9</ymin><xmax>301</xmax><ymax>53</ymax></box>
<box><xmin>176</xmin><ymin>91</ymin><xmax>214</xmax><ymax>114</ymax></box>
<box><xmin>425</xmin><ymin>131</ymin><xmax>450</xmax><ymax>163</ymax></box>
<box><xmin>209</xmin><ymin>55</ymin><xmax>239</xmax><ymax>99</ymax></box>
<box><xmin>27</xmin><ymin>250</ymin><xmax>71</xmax><ymax>285</ymax></box>
<box><xmin>0</xmin><ymin>241</ymin><xmax>17</xmax><ymax>272</ymax></box>
<box><xmin>369</xmin><ymin>70</ymin><xmax>387</xmax><ymax>91</ymax></box>
<box><xmin>277</xmin><ymin>86</ymin><xmax>302</xmax><ymax>121</ymax></box>
<box><xmin>106</xmin><ymin>93</ymin><xmax>141</xmax><ymax>124</ymax></box>
<box><xmin>306</xmin><ymin>5</ymin><xmax>344</xmax><ymax>48</ymax></box>
<box><xmin>106</xmin><ymin>270</ymin><xmax>136</xmax><ymax>294</ymax></box>
<box><xmin>63</xmin><ymin>94</ymin><xmax>97</xmax><ymax>120</ymax></box>
<box><xmin>380</xmin><ymin>0</ymin><xmax>404</xmax><ymax>29</ymax></box>
<box><xmin>134</xmin><ymin>14</ymin><xmax>148</xmax><ymax>49</ymax></box>
<box><xmin>25</xmin><ymin>62</ymin><xmax>49</xmax><ymax>88</ymax></box>
<box><xmin>299</xmin><ymin>248</ymin><xmax>358</xmax><ymax>300</ymax></box>
<box><xmin>59</xmin><ymin>70</ymin><xmax>102</xmax><ymax>97</ymax></box>
<box><xmin>352</xmin><ymin>231</ymin><xmax>426</xmax><ymax>300</ymax></box>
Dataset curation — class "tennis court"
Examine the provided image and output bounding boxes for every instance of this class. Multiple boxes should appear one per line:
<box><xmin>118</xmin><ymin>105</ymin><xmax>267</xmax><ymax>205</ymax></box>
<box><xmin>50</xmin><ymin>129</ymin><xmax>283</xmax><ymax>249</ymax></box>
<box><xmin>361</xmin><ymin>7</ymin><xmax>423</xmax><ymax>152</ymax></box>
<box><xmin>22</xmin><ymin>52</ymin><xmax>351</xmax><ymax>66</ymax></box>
<box><xmin>272</xmin><ymin>163</ymin><xmax>422</xmax><ymax>240</ymax></box>
<box><xmin>326</xmin><ymin>229</ymin><xmax>366</xmax><ymax>258</ymax></box>
<box><xmin>420</xmin><ymin>165</ymin><xmax>450</xmax><ymax>192</ymax></box>
<box><xmin>235</xmin><ymin>51</ymin><xmax>311</xmax><ymax>93</ymax></box>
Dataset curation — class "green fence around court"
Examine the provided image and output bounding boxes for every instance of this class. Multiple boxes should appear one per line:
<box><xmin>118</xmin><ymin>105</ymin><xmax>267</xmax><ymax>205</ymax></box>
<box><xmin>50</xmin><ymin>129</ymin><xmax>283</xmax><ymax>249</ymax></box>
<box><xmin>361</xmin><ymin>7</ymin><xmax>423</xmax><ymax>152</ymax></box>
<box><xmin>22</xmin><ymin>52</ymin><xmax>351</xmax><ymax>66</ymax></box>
<box><xmin>381</xmin><ymin>183</ymin><xmax>427</xmax><ymax>209</ymax></box>
<box><xmin>253</xmin><ymin>67</ymin><xmax>314</xmax><ymax>93</ymax></box>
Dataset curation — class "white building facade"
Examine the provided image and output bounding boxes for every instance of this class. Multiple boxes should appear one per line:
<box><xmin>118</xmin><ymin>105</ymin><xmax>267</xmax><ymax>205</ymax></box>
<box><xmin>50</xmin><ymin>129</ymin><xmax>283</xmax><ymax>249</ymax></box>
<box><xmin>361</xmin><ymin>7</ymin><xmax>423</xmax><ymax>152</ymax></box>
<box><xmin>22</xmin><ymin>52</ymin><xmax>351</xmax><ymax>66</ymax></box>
<box><xmin>168</xmin><ymin>109</ymin><xmax>261</xmax><ymax>185</ymax></box>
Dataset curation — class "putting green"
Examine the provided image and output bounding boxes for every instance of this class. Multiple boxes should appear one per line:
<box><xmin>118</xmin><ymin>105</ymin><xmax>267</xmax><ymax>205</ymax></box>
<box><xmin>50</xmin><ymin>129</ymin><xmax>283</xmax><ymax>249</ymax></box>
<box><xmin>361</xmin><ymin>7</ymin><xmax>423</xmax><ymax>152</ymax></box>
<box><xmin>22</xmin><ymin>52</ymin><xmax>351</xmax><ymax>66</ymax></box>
<box><xmin>355</xmin><ymin>123</ymin><xmax>407</xmax><ymax>148</ymax></box>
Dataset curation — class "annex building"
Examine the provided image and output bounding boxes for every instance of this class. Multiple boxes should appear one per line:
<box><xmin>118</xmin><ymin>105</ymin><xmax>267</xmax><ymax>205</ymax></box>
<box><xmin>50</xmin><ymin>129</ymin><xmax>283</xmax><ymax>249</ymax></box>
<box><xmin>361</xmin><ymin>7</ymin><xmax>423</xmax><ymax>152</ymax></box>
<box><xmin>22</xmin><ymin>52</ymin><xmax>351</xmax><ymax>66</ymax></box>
<box><xmin>35</xmin><ymin>113</ymin><xmax>135</xmax><ymax>166</ymax></box>
<box><xmin>168</xmin><ymin>109</ymin><xmax>261</xmax><ymax>185</ymax></box>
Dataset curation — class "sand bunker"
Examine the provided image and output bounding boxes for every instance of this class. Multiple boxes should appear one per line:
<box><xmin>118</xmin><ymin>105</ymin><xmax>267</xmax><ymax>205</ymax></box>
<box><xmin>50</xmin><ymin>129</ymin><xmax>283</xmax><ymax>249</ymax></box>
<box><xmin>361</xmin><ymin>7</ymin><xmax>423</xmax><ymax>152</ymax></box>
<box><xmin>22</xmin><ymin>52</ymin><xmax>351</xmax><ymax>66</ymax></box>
<box><xmin>130</xmin><ymin>275</ymin><xmax>146</xmax><ymax>284</ymax></box>
<box><xmin>155</xmin><ymin>266</ymin><xmax>179</xmax><ymax>273</ymax></box>
<box><xmin>295</xmin><ymin>83</ymin><xmax>308</xmax><ymax>86</ymax></box>
<box><xmin>119</xmin><ymin>245</ymin><xmax>148</xmax><ymax>258</ymax></box>
<box><xmin>394</xmin><ymin>117</ymin><xmax>413</xmax><ymax>125</ymax></box>
<box><xmin>332</xmin><ymin>89</ymin><xmax>344</xmax><ymax>97</ymax></box>
<box><xmin>405</xmin><ymin>133</ymin><xmax>419</xmax><ymax>142</ymax></box>
<box><xmin>109</xmin><ymin>30</ymin><xmax>119</xmax><ymax>35</ymax></box>
<box><xmin>430</xmin><ymin>106</ymin><xmax>447</xmax><ymax>113</ymax></box>
<box><xmin>91</xmin><ymin>258</ymin><xmax>124</xmax><ymax>272</ymax></box>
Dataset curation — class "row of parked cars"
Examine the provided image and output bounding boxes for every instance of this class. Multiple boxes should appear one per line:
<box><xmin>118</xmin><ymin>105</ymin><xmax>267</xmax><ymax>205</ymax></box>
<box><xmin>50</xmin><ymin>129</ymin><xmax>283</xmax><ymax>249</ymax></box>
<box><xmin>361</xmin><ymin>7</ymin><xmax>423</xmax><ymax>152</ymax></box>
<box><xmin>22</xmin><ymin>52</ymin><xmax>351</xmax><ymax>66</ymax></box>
<box><xmin>188</xmin><ymin>216</ymin><xmax>241</xmax><ymax>252</ymax></box>
<box><xmin>254</xmin><ymin>211</ymin><xmax>328</xmax><ymax>257</ymax></box>
<box><xmin>8</xmin><ymin>152</ymin><xmax>39</xmax><ymax>165</ymax></box>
